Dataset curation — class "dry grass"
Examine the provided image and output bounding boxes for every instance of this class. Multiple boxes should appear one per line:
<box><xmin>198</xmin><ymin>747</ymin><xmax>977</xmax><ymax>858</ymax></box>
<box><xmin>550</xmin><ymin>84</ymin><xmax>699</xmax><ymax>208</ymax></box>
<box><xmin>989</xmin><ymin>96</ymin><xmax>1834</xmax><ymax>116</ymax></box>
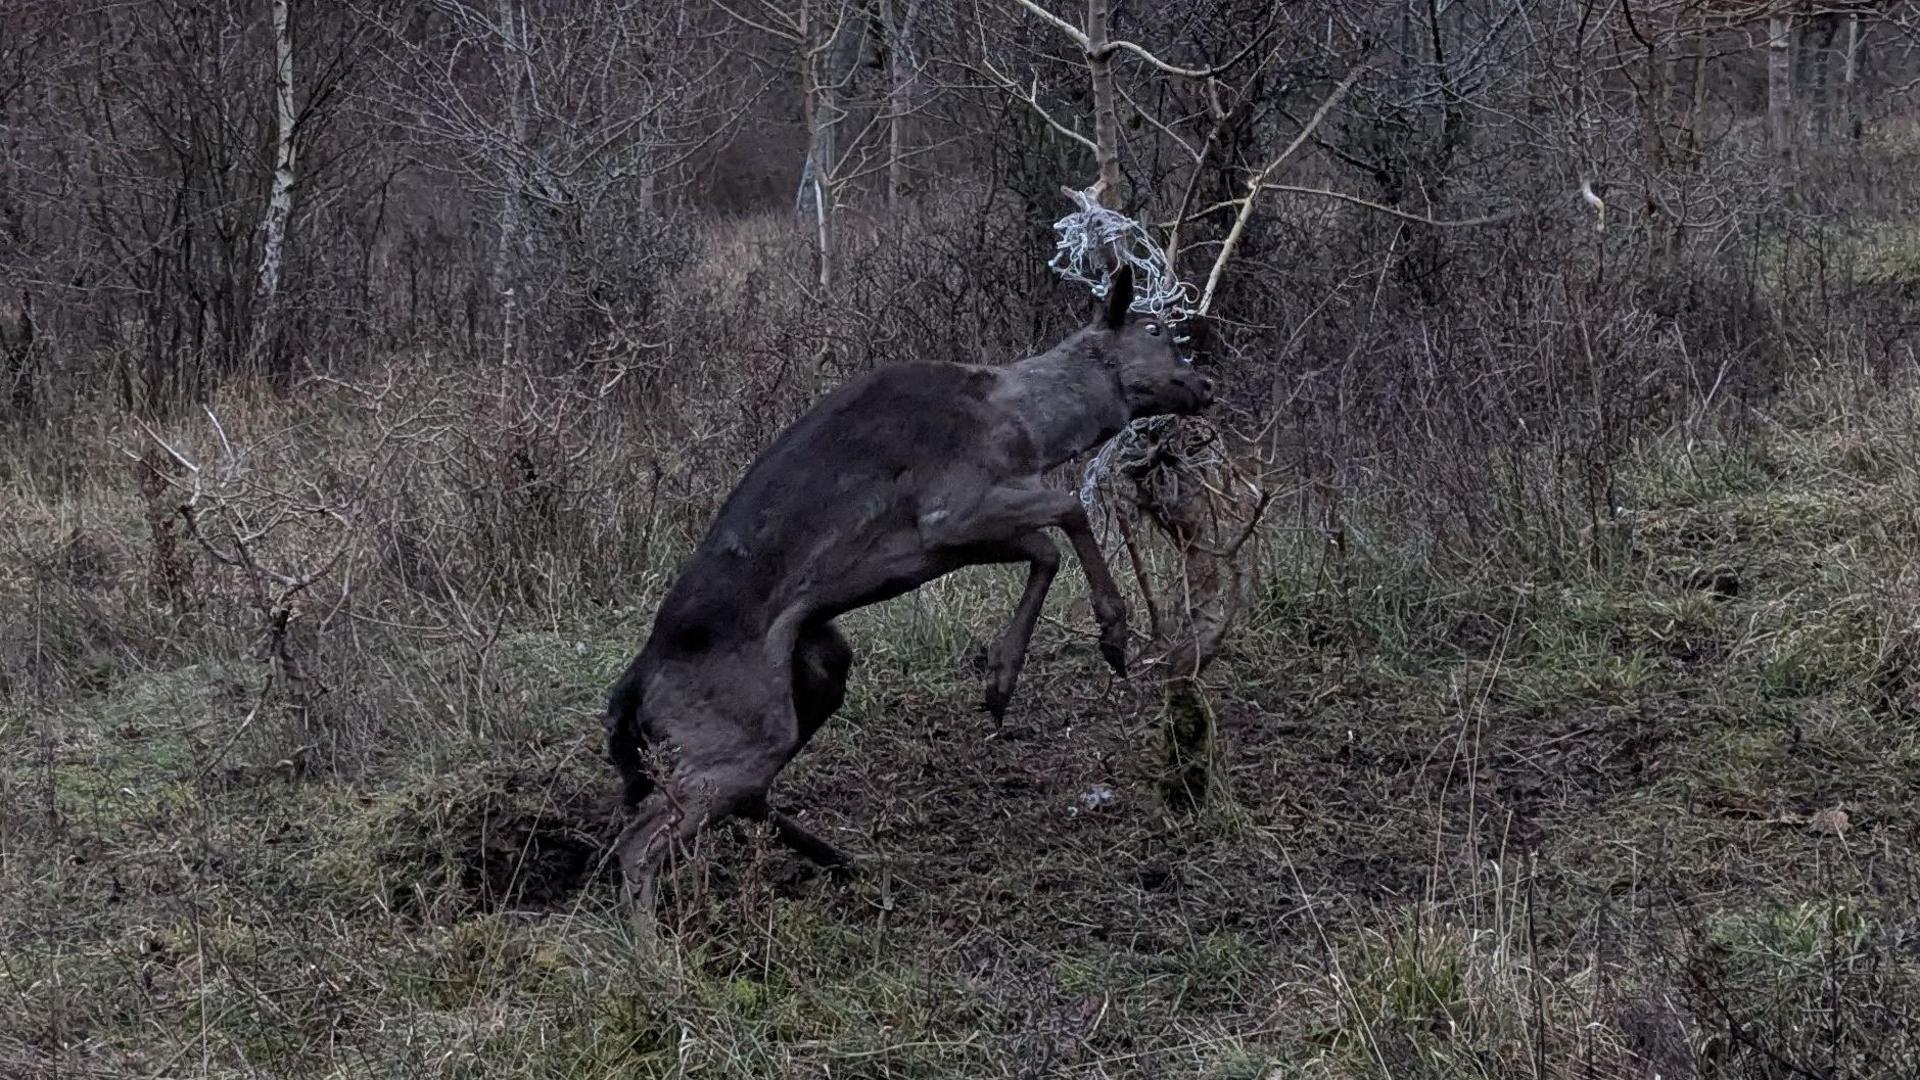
<box><xmin>5</xmin><ymin>342</ymin><xmax>1920</xmax><ymax>1079</ymax></box>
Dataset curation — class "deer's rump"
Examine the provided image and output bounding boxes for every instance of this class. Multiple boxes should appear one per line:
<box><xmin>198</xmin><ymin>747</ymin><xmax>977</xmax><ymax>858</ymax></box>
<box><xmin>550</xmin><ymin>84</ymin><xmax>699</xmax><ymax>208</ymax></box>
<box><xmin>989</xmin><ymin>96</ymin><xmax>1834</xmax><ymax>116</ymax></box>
<box><xmin>606</xmin><ymin>363</ymin><xmax>1000</xmax><ymax>807</ymax></box>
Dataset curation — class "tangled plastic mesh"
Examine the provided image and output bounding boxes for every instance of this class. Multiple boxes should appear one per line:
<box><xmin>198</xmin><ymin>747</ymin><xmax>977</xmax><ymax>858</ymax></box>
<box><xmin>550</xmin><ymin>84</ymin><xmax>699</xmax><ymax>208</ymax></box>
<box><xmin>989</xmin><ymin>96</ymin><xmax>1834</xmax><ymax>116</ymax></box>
<box><xmin>1049</xmin><ymin>188</ymin><xmax>1195</xmax><ymax>320</ymax></box>
<box><xmin>1049</xmin><ymin>189</ymin><xmax>1199</xmax><ymax>514</ymax></box>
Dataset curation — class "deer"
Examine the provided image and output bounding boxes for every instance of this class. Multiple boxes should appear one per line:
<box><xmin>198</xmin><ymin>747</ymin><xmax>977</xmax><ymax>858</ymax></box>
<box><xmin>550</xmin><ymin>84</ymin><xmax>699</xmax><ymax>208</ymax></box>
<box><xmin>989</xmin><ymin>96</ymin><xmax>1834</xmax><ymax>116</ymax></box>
<box><xmin>603</xmin><ymin>264</ymin><xmax>1214</xmax><ymax>908</ymax></box>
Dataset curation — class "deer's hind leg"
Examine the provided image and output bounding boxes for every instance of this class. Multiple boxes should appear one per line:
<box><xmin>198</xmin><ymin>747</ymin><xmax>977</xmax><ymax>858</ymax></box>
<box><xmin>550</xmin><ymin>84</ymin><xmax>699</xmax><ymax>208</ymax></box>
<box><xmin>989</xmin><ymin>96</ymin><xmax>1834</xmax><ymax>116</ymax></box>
<box><xmin>740</xmin><ymin>796</ymin><xmax>853</xmax><ymax>869</ymax></box>
<box><xmin>618</xmin><ymin>656</ymin><xmax>809</xmax><ymax>909</ymax></box>
<box><xmin>745</xmin><ymin>620</ymin><xmax>857</xmax><ymax>869</ymax></box>
<box><xmin>614</xmin><ymin>785</ymin><xmax>712</xmax><ymax>913</ymax></box>
<box><xmin>792</xmin><ymin>620</ymin><xmax>853</xmax><ymax>748</ymax></box>
<box><xmin>618</xmin><ymin>744</ymin><xmax>804</xmax><ymax>910</ymax></box>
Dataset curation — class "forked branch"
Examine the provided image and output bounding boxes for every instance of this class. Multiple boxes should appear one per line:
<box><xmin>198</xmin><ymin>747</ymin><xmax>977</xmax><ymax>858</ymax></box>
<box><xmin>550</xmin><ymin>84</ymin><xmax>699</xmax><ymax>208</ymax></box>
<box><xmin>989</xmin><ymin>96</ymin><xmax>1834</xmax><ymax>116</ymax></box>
<box><xmin>1197</xmin><ymin>58</ymin><xmax>1370</xmax><ymax>313</ymax></box>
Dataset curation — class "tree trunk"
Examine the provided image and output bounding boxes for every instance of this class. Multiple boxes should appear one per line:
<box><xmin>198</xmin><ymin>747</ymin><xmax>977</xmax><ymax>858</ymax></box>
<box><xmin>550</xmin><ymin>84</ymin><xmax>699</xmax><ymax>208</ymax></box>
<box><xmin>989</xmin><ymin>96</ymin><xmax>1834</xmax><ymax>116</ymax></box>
<box><xmin>1640</xmin><ymin>20</ymin><xmax>1668</xmax><ymax>274</ymax></box>
<box><xmin>1683</xmin><ymin>14</ymin><xmax>1707</xmax><ymax>161</ymax></box>
<box><xmin>799</xmin><ymin>2</ymin><xmax>830</xmax><ymax>289</ymax></box>
<box><xmin>493</xmin><ymin>0</ymin><xmax>528</xmax><ymax>367</ymax></box>
<box><xmin>2</xmin><ymin>293</ymin><xmax>36</xmax><ymax>417</ymax></box>
<box><xmin>1124</xmin><ymin>424</ymin><xmax>1266</xmax><ymax>812</ymax></box>
<box><xmin>798</xmin><ymin>1</ymin><xmax>858</xmax><ymax>289</ymax></box>
<box><xmin>1807</xmin><ymin>14</ymin><xmax>1838</xmax><ymax>141</ymax></box>
<box><xmin>1162</xmin><ymin>674</ymin><xmax>1214</xmax><ymax>807</ymax></box>
<box><xmin>1767</xmin><ymin>13</ymin><xmax>1794</xmax><ymax>180</ymax></box>
<box><xmin>883</xmin><ymin>0</ymin><xmax>921</xmax><ymax>210</ymax></box>
<box><xmin>250</xmin><ymin>0</ymin><xmax>296</xmax><ymax>371</ymax></box>
<box><xmin>1397</xmin><ymin>0</ymin><xmax>1414</xmax><ymax>85</ymax></box>
<box><xmin>1051</xmin><ymin>0</ymin><xmax>1275</xmax><ymax>810</ymax></box>
<box><xmin>1156</xmin><ymin>525</ymin><xmax>1227</xmax><ymax>809</ymax></box>
<box><xmin>1842</xmin><ymin>14</ymin><xmax>1863</xmax><ymax>140</ymax></box>
<box><xmin>1667</xmin><ymin>14</ymin><xmax>1709</xmax><ymax>260</ymax></box>
<box><xmin>1086</xmin><ymin>0</ymin><xmax>1123</xmax><ymax>202</ymax></box>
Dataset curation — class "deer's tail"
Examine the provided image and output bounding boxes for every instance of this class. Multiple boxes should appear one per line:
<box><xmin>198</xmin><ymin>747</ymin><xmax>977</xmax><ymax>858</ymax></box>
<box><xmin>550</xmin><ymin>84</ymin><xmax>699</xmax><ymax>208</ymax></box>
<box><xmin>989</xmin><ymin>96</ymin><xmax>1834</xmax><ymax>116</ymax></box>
<box><xmin>604</xmin><ymin>669</ymin><xmax>653</xmax><ymax>809</ymax></box>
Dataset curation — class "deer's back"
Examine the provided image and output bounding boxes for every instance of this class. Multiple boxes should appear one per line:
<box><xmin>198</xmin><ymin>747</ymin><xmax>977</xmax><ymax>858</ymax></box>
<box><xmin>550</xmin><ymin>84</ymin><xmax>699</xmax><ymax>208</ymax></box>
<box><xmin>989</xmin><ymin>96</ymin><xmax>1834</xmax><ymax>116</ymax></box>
<box><xmin>648</xmin><ymin>362</ymin><xmax>1017</xmax><ymax>653</ymax></box>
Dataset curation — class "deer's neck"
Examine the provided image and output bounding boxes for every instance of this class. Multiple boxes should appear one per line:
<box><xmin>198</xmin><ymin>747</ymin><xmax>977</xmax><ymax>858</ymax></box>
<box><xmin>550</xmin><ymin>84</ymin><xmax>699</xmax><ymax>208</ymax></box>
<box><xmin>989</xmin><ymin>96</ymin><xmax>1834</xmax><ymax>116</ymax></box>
<box><xmin>995</xmin><ymin>341</ymin><xmax>1129</xmax><ymax>470</ymax></box>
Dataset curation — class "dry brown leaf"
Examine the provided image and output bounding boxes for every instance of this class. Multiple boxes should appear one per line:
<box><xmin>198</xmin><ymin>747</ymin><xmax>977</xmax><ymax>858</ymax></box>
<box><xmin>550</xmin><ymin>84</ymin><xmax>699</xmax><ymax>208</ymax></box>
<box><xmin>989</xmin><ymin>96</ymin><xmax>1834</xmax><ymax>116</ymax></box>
<box><xmin>1810</xmin><ymin>805</ymin><xmax>1851</xmax><ymax>836</ymax></box>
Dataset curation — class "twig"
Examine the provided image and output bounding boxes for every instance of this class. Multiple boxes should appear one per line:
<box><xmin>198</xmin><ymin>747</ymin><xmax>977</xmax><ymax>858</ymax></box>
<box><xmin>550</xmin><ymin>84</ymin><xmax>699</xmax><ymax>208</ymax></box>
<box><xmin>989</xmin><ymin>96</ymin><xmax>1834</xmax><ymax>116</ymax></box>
<box><xmin>1221</xmin><ymin>487</ymin><xmax>1275</xmax><ymax>563</ymax></box>
<box><xmin>1006</xmin><ymin>0</ymin><xmax>1271</xmax><ymax>79</ymax></box>
<box><xmin>197</xmin><ymin>673</ymin><xmax>274</xmax><ymax>782</ymax></box>
<box><xmin>1115</xmin><ymin>510</ymin><xmax>1163</xmax><ymax>641</ymax></box>
<box><xmin>1258</xmin><ymin>184</ymin><xmax>1537</xmax><ymax>228</ymax></box>
<box><xmin>1199</xmin><ymin>58</ymin><xmax>1372</xmax><ymax>312</ymax></box>
<box><xmin>973</xmin><ymin>50</ymin><xmax>1098</xmax><ymax>152</ymax></box>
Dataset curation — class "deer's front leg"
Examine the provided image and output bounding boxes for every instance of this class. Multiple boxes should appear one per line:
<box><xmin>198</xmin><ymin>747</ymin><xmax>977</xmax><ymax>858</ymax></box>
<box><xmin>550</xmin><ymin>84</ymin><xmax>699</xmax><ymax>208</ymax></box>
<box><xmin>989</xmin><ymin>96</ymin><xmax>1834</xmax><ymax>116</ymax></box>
<box><xmin>922</xmin><ymin>486</ymin><xmax>1129</xmax><ymax>679</ymax></box>
<box><xmin>952</xmin><ymin>530</ymin><xmax>1062</xmax><ymax>723</ymax></box>
<box><xmin>1055</xmin><ymin>506</ymin><xmax>1130</xmax><ymax>678</ymax></box>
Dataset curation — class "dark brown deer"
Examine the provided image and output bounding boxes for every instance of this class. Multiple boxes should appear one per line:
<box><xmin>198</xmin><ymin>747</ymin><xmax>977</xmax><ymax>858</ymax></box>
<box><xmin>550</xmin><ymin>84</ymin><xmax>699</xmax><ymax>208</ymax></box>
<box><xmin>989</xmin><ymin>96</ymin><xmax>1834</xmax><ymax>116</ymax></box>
<box><xmin>604</xmin><ymin>266</ymin><xmax>1213</xmax><ymax>907</ymax></box>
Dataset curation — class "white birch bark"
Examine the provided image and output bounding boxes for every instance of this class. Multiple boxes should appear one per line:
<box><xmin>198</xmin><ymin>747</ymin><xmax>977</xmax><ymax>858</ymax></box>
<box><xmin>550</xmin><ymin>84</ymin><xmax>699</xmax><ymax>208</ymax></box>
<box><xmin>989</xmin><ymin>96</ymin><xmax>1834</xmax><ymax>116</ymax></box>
<box><xmin>1767</xmin><ymin>13</ymin><xmax>1795</xmax><ymax>178</ymax></box>
<box><xmin>493</xmin><ymin>0</ymin><xmax>528</xmax><ymax>364</ymax></box>
<box><xmin>251</xmin><ymin>0</ymin><xmax>296</xmax><ymax>362</ymax></box>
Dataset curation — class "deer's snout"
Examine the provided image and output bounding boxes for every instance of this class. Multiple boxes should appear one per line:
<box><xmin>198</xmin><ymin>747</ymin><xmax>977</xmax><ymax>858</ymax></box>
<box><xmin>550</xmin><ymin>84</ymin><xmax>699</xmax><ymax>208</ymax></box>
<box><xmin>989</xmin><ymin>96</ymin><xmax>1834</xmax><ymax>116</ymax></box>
<box><xmin>1193</xmin><ymin>375</ymin><xmax>1216</xmax><ymax>407</ymax></box>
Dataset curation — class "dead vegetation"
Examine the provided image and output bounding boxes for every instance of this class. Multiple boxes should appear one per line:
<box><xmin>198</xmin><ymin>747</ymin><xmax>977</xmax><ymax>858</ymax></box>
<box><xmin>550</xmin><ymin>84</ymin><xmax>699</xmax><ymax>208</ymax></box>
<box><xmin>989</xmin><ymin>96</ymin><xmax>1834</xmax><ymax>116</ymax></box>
<box><xmin>7</xmin><ymin>288</ymin><xmax>1920</xmax><ymax>1075</ymax></box>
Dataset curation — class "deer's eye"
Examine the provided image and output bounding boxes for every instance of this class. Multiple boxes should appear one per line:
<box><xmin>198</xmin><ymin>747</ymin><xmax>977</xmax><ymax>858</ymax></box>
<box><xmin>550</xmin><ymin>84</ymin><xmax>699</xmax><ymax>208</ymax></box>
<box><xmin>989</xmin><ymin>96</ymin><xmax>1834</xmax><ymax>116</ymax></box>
<box><xmin>1145</xmin><ymin>323</ymin><xmax>1162</xmax><ymax>337</ymax></box>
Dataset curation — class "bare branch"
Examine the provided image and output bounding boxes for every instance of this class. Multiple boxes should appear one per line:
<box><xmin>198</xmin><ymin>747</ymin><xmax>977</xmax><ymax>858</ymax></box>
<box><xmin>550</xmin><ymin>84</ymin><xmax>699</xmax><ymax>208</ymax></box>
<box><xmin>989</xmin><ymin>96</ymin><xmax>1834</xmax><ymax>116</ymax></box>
<box><xmin>1199</xmin><ymin>58</ymin><xmax>1372</xmax><ymax>313</ymax></box>
<box><xmin>1007</xmin><ymin>0</ymin><xmax>1090</xmax><ymax>50</ymax></box>
<box><xmin>1007</xmin><ymin>0</ymin><xmax>1271</xmax><ymax>79</ymax></box>
<box><xmin>709</xmin><ymin>0</ymin><xmax>803</xmax><ymax>43</ymax></box>
<box><xmin>1257</xmin><ymin>185</ymin><xmax>1536</xmax><ymax>228</ymax></box>
<box><xmin>972</xmin><ymin>50</ymin><xmax>1098</xmax><ymax>152</ymax></box>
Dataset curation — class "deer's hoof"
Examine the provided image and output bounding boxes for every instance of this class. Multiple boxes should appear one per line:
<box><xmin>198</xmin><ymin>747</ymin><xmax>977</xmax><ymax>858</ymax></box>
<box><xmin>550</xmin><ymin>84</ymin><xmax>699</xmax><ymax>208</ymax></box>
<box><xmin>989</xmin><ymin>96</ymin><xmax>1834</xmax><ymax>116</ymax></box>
<box><xmin>823</xmin><ymin>855</ymin><xmax>865</xmax><ymax>880</ymax></box>
<box><xmin>985</xmin><ymin>683</ymin><xmax>1012</xmax><ymax>724</ymax></box>
<box><xmin>1100</xmin><ymin>635</ymin><xmax>1129</xmax><ymax>679</ymax></box>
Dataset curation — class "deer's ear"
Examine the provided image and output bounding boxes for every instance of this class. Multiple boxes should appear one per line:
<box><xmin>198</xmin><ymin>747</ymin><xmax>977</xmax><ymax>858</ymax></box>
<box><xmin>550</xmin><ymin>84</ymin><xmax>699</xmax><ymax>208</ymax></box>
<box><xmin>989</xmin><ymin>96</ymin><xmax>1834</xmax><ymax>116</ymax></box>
<box><xmin>1104</xmin><ymin>264</ymin><xmax>1135</xmax><ymax>330</ymax></box>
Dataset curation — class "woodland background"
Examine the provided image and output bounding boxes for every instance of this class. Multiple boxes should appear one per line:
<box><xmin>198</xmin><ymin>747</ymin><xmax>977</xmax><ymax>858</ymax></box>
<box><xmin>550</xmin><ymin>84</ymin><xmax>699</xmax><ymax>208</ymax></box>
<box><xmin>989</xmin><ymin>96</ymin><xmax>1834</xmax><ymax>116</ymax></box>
<box><xmin>6</xmin><ymin>1</ymin><xmax>1920</xmax><ymax>1076</ymax></box>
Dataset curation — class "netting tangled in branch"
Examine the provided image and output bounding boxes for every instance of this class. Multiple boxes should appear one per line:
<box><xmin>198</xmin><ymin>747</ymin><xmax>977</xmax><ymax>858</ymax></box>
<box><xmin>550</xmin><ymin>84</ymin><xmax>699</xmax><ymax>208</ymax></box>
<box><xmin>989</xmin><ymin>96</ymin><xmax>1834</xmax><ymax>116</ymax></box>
<box><xmin>1049</xmin><ymin>188</ymin><xmax>1199</xmax><ymax>515</ymax></box>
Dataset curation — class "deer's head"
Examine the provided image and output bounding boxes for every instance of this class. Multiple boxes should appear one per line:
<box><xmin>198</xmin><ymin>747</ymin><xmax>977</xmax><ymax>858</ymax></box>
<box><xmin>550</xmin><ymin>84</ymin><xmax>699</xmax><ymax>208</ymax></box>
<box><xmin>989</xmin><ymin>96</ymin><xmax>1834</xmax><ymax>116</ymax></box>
<box><xmin>1093</xmin><ymin>265</ymin><xmax>1215</xmax><ymax>419</ymax></box>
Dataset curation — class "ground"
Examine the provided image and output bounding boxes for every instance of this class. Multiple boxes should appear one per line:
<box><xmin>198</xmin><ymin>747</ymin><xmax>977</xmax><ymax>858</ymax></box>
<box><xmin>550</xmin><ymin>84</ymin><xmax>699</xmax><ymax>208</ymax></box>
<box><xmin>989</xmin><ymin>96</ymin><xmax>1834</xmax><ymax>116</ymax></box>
<box><xmin>5</xmin><ymin>377</ymin><xmax>1920</xmax><ymax>1078</ymax></box>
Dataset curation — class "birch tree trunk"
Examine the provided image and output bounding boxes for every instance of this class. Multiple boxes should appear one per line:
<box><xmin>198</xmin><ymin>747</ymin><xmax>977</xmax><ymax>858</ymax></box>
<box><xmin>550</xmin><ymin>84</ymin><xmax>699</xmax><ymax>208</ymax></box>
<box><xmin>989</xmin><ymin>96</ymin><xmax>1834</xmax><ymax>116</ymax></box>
<box><xmin>250</xmin><ymin>0</ymin><xmax>296</xmax><ymax>370</ymax></box>
<box><xmin>493</xmin><ymin>0</ymin><xmax>528</xmax><ymax>367</ymax></box>
<box><xmin>1842</xmin><ymin>14</ymin><xmax>1863</xmax><ymax>140</ymax></box>
<box><xmin>1086</xmin><ymin>0</ymin><xmax>1123</xmax><ymax>201</ymax></box>
<box><xmin>798</xmin><ymin>1</ymin><xmax>834</xmax><ymax>289</ymax></box>
<box><xmin>883</xmin><ymin>0</ymin><xmax>922</xmax><ymax>210</ymax></box>
<box><xmin>799</xmin><ymin>3</ymin><xmax>828</xmax><ymax>289</ymax></box>
<box><xmin>1767</xmin><ymin>13</ymin><xmax>1795</xmax><ymax>181</ymax></box>
<box><xmin>796</xmin><ymin>1</ymin><xmax>864</xmax><ymax>290</ymax></box>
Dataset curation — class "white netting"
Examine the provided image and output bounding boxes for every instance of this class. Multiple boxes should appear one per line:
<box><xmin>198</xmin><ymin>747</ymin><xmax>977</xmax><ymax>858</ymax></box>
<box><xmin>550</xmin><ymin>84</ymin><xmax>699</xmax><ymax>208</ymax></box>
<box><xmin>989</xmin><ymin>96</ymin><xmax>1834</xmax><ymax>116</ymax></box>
<box><xmin>1048</xmin><ymin>188</ymin><xmax>1199</xmax><ymax>515</ymax></box>
<box><xmin>1049</xmin><ymin>188</ymin><xmax>1196</xmax><ymax>320</ymax></box>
